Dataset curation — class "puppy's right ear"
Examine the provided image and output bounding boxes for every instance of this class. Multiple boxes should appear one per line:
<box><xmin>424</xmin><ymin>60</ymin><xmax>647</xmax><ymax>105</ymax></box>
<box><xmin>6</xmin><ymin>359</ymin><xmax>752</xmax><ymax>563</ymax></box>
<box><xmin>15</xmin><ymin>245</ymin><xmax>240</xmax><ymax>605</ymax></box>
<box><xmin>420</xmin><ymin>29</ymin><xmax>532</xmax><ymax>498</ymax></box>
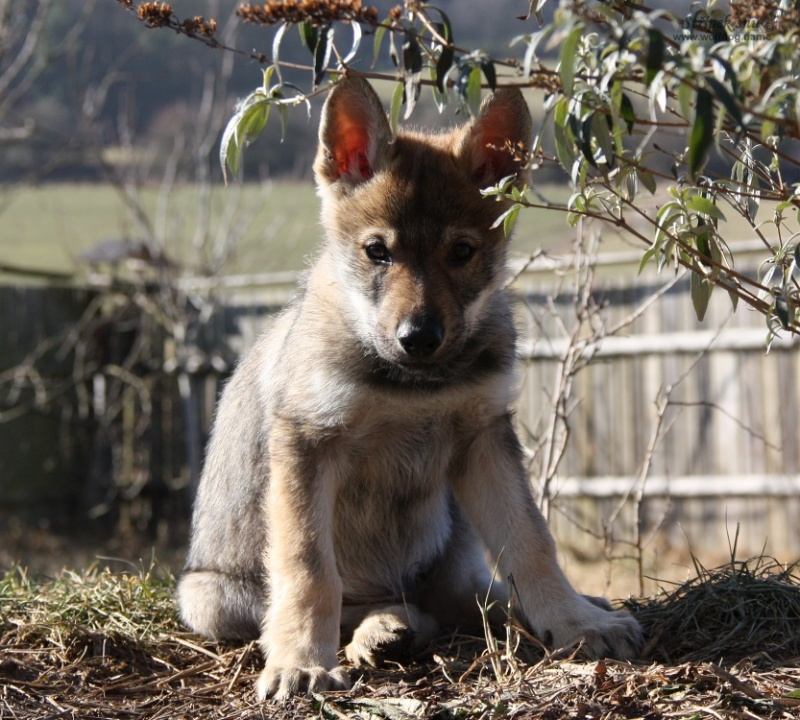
<box><xmin>314</xmin><ymin>77</ymin><xmax>391</xmax><ymax>188</ymax></box>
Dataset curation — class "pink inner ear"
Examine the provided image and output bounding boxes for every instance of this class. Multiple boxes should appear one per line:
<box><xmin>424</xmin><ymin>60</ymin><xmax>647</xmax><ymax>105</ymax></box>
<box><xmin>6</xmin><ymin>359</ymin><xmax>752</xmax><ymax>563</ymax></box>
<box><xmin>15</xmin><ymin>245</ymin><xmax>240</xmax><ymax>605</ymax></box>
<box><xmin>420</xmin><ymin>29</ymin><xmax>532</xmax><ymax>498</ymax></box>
<box><xmin>334</xmin><ymin>123</ymin><xmax>373</xmax><ymax>180</ymax></box>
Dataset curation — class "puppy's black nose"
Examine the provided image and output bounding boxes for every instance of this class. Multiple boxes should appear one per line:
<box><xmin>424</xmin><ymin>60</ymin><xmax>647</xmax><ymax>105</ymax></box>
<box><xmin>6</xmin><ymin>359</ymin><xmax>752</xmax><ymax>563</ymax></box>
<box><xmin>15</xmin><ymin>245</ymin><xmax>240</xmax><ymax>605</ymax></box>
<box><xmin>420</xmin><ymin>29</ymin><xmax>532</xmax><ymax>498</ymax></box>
<box><xmin>397</xmin><ymin>317</ymin><xmax>444</xmax><ymax>358</ymax></box>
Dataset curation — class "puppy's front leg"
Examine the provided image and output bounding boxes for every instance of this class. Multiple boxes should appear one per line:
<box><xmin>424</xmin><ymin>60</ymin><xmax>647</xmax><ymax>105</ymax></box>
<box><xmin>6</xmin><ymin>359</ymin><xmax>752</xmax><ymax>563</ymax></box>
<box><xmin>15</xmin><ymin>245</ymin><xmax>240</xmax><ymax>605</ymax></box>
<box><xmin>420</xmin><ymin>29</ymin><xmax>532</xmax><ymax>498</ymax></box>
<box><xmin>452</xmin><ymin>414</ymin><xmax>643</xmax><ymax>660</ymax></box>
<box><xmin>256</xmin><ymin>419</ymin><xmax>349</xmax><ymax>700</ymax></box>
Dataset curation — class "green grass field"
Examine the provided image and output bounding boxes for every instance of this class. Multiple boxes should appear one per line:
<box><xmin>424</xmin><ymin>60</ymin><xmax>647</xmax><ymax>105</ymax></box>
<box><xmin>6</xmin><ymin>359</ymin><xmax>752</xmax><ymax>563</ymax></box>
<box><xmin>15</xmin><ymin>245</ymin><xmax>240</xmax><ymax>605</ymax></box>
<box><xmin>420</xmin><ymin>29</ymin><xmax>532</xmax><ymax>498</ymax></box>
<box><xmin>0</xmin><ymin>182</ymin><xmax>576</xmax><ymax>282</ymax></box>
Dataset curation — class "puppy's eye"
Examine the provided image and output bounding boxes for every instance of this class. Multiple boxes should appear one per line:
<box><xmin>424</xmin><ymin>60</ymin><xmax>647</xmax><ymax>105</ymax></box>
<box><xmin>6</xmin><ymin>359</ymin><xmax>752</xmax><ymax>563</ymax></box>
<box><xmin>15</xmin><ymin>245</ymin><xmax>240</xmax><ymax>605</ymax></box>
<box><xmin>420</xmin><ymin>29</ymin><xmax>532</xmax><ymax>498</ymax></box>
<box><xmin>449</xmin><ymin>242</ymin><xmax>475</xmax><ymax>264</ymax></box>
<box><xmin>365</xmin><ymin>241</ymin><xmax>392</xmax><ymax>265</ymax></box>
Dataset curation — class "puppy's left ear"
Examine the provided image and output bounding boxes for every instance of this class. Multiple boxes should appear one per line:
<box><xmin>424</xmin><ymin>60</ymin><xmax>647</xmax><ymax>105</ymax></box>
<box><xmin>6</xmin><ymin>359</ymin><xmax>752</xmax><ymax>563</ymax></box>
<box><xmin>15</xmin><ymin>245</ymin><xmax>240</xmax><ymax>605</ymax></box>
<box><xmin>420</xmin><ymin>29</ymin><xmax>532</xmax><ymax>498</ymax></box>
<box><xmin>459</xmin><ymin>88</ymin><xmax>532</xmax><ymax>188</ymax></box>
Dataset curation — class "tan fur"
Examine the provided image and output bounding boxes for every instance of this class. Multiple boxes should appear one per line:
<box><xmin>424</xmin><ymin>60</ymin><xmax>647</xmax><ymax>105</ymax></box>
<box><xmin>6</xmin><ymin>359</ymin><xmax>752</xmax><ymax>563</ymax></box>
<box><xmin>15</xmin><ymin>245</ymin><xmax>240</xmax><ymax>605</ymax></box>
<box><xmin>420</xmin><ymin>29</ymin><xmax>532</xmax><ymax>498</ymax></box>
<box><xmin>177</xmin><ymin>77</ymin><xmax>643</xmax><ymax>701</ymax></box>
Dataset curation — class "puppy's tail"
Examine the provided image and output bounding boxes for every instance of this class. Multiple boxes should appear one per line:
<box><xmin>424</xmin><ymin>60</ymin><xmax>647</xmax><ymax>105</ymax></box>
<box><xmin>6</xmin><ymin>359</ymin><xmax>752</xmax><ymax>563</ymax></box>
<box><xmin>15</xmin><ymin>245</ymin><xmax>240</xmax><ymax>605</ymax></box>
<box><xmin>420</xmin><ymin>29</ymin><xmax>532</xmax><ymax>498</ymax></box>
<box><xmin>177</xmin><ymin>569</ymin><xmax>264</xmax><ymax>641</ymax></box>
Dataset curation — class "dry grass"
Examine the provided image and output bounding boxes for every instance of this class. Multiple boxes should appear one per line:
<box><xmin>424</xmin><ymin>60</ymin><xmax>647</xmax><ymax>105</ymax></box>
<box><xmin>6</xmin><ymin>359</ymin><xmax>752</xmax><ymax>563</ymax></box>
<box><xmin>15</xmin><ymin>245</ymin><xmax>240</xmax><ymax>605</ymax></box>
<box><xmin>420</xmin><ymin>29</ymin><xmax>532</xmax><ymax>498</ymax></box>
<box><xmin>627</xmin><ymin>557</ymin><xmax>800</xmax><ymax>667</ymax></box>
<box><xmin>1</xmin><ymin>559</ymin><xmax>799</xmax><ymax>720</ymax></box>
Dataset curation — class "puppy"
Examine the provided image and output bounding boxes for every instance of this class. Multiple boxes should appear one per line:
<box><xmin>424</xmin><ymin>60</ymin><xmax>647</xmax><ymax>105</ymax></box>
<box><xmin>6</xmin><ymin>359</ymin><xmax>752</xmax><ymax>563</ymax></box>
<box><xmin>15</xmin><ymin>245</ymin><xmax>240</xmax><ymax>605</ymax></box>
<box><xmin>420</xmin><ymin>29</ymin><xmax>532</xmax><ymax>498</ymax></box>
<box><xmin>177</xmin><ymin>77</ymin><xmax>643</xmax><ymax>700</ymax></box>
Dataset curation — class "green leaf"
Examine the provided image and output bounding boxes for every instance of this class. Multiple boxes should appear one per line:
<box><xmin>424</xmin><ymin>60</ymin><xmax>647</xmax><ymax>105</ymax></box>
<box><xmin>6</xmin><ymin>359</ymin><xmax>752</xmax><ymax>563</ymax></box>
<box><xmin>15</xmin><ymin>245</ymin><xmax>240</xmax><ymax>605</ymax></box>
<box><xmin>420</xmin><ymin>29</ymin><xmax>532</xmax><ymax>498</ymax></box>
<box><xmin>429</xmin><ymin>65</ymin><xmax>446</xmax><ymax>111</ymax></box>
<box><xmin>773</xmin><ymin>295</ymin><xmax>792</xmax><ymax>329</ymax></box>
<box><xmin>645</xmin><ymin>29</ymin><xmax>664</xmax><ymax>88</ymax></box>
<box><xmin>691</xmin><ymin>271</ymin><xmax>713</xmax><ymax>321</ymax></box>
<box><xmin>639</xmin><ymin>246</ymin><xmax>658</xmax><ymax>274</ymax></box>
<box><xmin>219</xmin><ymin>114</ymin><xmax>240</xmax><ymax>184</ymax></box>
<box><xmin>427</xmin><ymin>8</ymin><xmax>455</xmax><ymax>93</ymax></box>
<box><xmin>694</xmin><ymin>223</ymin><xmax>714</xmax><ymax>268</ymax></box>
<box><xmin>219</xmin><ymin>91</ymin><xmax>272</xmax><ymax>184</ymax></box>
<box><xmin>372</xmin><ymin>21</ymin><xmax>388</xmax><ymax>68</ymax></box>
<box><xmin>389</xmin><ymin>81</ymin><xmax>404</xmax><ymax>138</ymax></box>
<box><xmin>706</xmin><ymin>76</ymin><xmax>745</xmax><ymax>132</ymax></box>
<box><xmin>404</xmin><ymin>75</ymin><xmax>421</xmax><ymax>120</ymax></box>
<box><xmin>784</xmin><ymin>689</ymin><xmax>800</xmax><ymax>699</ymax></box>
<box><xmin>687</xmin><ymin>88</ymin><xmax>714</xmax><ymax>178</ymax></box>
<box><xmin>273</xmin><ymin>104</ymin><xmax>286</xmax><ymax>142</ymax></box>
<box><xmin>503</xmin><ymin>204</ymin><xmax>521</xmax><ymax>237</ymax></box>
<box><xmin>591</xmin><ymin>111</ymin><xmax>614</xmax><ymax>168</ymax></box>
<box><xmin>637</xmin><ymin>168</ymin><xmax>657</xmax><ymax>194</ymax></box>
<box><xmin>554</xmin><ymin>123</ymin><xmax>575</xmax><ymax>172</ymax></box>
<box><xmin>314</xmin><ymin>25</ymin><xmax>333</xmax><ymax>87</ymax></box>
<box><xmin>685</xmin><ymin>195</ymin><xmax>726</xmax><ymax>221</ymax></box>
<box><xmin>272</xmin><ymin>23</ymin><xmax>288</xmax><ymax>84</ymax></box>
<box><xmin>480</xmin><ymin>58</ymin><xmax>497</xmax><ymax>91</ymax></box>
<box><xmin>298</xmin><ymin>22</ymin><xmax>317</xmax><ymax>55</ymax></box>
<box><xmin>578</xmin><ymin>113</ymin><xmax>596</xmax><ymax>167</ymax></box>
<box><xmin>342</xmin><ymin>21</ymin><xmax>362</xmax><ymax>65</ymax></box>
<box><xmin>677</xmin><ymin>81</ymin><xmax>693</xmax><ymax>121</ymax></box>
<box><xmin>619</xmin><ymin>92</ymin><xmax>635</xmax><ymax>134</ymax></box>
<box><xmin>402</xmin><ymin>35</ymin><xmax>423</xmax><ymax>75</ymax></box>
<box><xmin>435</xmin><ymin>39</ymin><xmax>454</xmax><ymax>93</ymax></box>
<box><xmin>760</xmin><ymin>116</ymin><xmax>777</xmax><ymax>142</ymax></box>
<box><xmin>465</xmin><ymin>65</ymin><xmax>482</xmax><ymax>117</ymax></box>
<box><xmin>727</xmin><ymin>287</ymin><xmax>739</xmax><ymax>312</ymax></box>
<box><xmin>559</xmin><ymin>26</ymin><xmax>582</xmax><ymax>96</ymax></box>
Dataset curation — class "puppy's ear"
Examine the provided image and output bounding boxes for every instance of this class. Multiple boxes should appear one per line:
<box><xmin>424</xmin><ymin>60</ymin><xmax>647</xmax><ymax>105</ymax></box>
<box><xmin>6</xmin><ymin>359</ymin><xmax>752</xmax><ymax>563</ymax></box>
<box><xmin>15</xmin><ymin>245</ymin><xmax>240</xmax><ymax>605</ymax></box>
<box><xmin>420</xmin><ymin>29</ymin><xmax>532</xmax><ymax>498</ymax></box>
<box><xmin>314</xmin><ymin>77</ymin><xmax>392</xmax><ymax>188</ymax></box>
<box><xmin>459</xmin><ymin>89</ymin><xmax>532</xmax><ymax>188</ymax></box>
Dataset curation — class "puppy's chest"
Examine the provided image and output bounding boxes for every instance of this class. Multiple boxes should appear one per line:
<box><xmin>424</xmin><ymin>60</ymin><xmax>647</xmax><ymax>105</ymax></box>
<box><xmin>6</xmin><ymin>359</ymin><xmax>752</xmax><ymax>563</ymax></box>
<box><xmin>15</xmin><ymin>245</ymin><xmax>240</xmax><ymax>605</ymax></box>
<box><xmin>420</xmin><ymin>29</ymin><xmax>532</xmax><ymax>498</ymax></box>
<box><xmin>330</xmin><ymin>413</ymin><xmax>458</xmax><ymax>597</ymax></box>
<box><xmin>338</xmin><ymin>413</ymin><xmax>455</xmax><ymax>498</ymax></box>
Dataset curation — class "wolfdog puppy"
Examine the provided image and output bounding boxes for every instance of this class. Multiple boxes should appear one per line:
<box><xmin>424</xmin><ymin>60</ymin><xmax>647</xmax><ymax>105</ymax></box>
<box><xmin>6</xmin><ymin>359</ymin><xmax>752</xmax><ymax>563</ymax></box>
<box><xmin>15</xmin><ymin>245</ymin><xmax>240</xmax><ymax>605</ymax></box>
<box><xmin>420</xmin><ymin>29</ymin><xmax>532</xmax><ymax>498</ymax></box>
<box><xmin>177</xmin><ymin>76</ymin><xmax>643</xmax><ymax>700</ymax></box>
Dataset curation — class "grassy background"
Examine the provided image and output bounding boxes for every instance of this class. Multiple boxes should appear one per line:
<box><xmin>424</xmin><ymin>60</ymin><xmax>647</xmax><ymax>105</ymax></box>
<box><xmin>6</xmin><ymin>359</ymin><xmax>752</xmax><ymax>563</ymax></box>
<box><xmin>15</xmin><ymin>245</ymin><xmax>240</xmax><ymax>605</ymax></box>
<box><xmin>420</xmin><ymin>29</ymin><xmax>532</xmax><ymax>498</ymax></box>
<box><xmin>0</xmin><ymin>182</ymin><xmax>577</xmax><ymax>280</ymax></box>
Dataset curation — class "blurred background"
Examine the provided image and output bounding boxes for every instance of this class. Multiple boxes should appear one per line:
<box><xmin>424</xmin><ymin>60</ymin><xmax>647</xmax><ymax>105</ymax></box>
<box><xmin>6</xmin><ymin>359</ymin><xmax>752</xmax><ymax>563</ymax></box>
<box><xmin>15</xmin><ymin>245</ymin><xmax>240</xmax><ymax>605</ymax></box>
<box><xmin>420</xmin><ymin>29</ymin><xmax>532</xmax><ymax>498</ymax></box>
<box><xmin>2</xmin><ymin>0</ymin><xmax>798</xmax><ymax>598</ymax></box>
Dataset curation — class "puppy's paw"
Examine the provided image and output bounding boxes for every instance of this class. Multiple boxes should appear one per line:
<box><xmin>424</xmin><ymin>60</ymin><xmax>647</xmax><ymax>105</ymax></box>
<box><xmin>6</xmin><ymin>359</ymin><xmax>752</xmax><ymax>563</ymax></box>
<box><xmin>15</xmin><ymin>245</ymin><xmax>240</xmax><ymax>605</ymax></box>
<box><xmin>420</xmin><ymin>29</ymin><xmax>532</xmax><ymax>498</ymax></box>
<box><xmin>549</xmin><ymin>598</ymin><xmax>644</xmax><ymax>661</ymax></box>
<box><xmin>345</xmin><ymin>605</ymin><xmax>438</xmax><ymax>668</ymax></box>
<box><xmin>256</xmin><ymin>663</ymin><xmax>350</xmax><ymax>701</ymax></box>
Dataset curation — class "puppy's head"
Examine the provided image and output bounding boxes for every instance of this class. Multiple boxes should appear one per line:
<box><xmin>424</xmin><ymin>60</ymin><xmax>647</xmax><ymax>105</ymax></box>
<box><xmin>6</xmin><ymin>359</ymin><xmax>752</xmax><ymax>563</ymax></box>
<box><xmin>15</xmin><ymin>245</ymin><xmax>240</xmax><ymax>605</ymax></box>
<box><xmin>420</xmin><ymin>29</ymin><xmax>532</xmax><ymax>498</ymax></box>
<box><xmin>314</xmin><ymin>77</ymin><xmax>532</xmax><ymax>381</ymax></box>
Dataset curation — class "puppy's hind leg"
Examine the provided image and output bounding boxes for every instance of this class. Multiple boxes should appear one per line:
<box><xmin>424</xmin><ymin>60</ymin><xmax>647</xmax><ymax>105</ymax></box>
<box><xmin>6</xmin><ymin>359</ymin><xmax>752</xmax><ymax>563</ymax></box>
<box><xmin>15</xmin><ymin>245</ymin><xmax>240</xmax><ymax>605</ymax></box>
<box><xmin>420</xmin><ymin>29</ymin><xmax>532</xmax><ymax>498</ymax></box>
<box><xmin>177</xmin><ymin>570</ymin><xmax>265</xmax><ymax>641</ymax></box>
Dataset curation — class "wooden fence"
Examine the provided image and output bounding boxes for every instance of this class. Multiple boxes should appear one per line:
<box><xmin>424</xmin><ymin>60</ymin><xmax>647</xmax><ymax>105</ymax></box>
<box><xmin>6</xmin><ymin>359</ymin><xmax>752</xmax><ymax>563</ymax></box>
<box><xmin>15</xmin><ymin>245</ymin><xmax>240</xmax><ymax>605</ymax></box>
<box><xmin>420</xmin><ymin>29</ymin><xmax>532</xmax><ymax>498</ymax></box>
<box><xmin>2</xmin><ymin>261</ymin><xmax>799</xmax><ymax>561</ymax></box>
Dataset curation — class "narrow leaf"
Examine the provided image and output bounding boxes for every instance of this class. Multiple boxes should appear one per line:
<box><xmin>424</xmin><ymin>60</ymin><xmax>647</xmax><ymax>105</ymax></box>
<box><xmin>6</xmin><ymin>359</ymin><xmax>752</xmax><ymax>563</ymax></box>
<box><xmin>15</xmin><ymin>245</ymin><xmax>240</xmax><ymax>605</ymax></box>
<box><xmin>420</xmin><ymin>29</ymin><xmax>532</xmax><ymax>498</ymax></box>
<box><xmin>314</xmin><ymin>25</ymin><xmax>334</xmax><ymax>87</ymax></box>
<box><xmin>677</xmin><ymin>81</ymin><xmax>693</xmax><ymax>120</ymax></box>
<box><xmin>430</xmin><ymin>17</ymin><xmax>454</xmax><ymax>93</ymax></box>
<box><xmin>342</xmin><ymin>21</ymin><xmax>362</xmax><ymax>65</ymax></box>
<box><xmin>429</xmin><ymin>65</ymin><xmax>447</xmax><ymax>112</ymax></box>
<box><xmin>503</xmin><ymin>204</ymin><xmax>521</xmax><ymax>237</ymax></box>
<box><xmin>402</xmin><ymin>36</ymin><xmax>423</xmax><ymax>75</ymax></box>
<box><xmin>298</xmin><ymin>22</ymin><xmax>317</xmax><ymax>55</ymax></box>
<box><xmin>372</xmin><ymin>21</ymin><xmax>388</xmax><ymax>68</ymax></box>
<box><xmin>691</xmin><ymin>271</ymin><xmax>713</xmax><ymax>321</ymax></box>
<box><xmin>219</xmin><ymin>113</ymin><xmax>240</xmax><ymax>184</ymax></box>
<box><xmin>559</xmin><ymin>26</ymin><xmax>582</xmax><ymax>96</ymax></box>
<box><xmin>637</xmin><ymin>168</ymin><xmax>657</xmax><ymax>194</ymax></box>
<box><xmin>639</xmin><ymin>246</ymin><xmax>657</xmax><ymax>274</ymax></box>
<box><xmin>272</xmin><ymin>23</ymin><xmax>288</xmax><ymax>84</ymax></box>
<box><xmin>620</xmin><ymin>92</ymin><xmax>636</xmax><ymax>134</ymax></box>
<box><xmin>388</xmin><ymin>30</ymin><xmax>398</xmax><ymax>67</ymax></box>
<box><xmin>687</xmin><ymin>88</ymin><xmax>714</xmax><ymax>178</ymax></box>
<box><xmin>694</xmin><ymin>223</ymin><xmax>714</xmax><ymax>268</ymax></box>
<box><xmin>645</xmin><ymin>29</ymin><xmax>664</xmax><ymax>88</ymax></box>
<box><xmin>389</xmin><ymin>81</ymin><xmax>404</xmax><ymax>138</ymax></box>
<box><xmin>685</xmin><ymin>195</ymin><xmax>727</xmax><ymax>221</ymax></box>
<box><xmin>465</xmin><ymin>65</ymin><xmax>482</xmax><ymax>117</ymax></box>
<box><xmin>591</xmin><ymin>111</ymin><xmax>614</xmax><ymax>168</ymax></box>
<box><xmin>706</xmin><ymin>76</ymin><xmax>745</xmax><ymax>132</ymax></box>
<box><xmin>404</xmin><ymin>72</ymin><xmax>421</xmax><ymax>120</ymax></box>
<box><xmin>480</xmin><ymin>58</ymin><xmax>497</xmax><ymax>91</ymax></box>
<box><xmin>435</xmin><ymin>44</ymin><xmax>454</xmax><ymax>93</ymax></box>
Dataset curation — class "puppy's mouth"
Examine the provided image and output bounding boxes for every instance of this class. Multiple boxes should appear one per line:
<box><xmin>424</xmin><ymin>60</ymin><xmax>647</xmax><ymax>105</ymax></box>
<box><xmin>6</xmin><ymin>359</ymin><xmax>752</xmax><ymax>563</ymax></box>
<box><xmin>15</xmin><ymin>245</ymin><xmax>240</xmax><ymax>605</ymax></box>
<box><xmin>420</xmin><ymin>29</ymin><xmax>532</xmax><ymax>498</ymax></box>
<box><xmin>367</xmin><ymin>339</ymin><xmax>464</xmax><ymax>385</ymax></box>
